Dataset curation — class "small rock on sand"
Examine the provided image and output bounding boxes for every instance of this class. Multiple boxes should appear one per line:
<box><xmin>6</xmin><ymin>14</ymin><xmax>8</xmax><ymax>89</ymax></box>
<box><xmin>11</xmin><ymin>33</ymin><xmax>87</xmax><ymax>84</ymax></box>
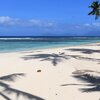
<box><xmin>37</xmin><ymin>70</ymin><xmax>41</xmax><ymax>72</ymax></box>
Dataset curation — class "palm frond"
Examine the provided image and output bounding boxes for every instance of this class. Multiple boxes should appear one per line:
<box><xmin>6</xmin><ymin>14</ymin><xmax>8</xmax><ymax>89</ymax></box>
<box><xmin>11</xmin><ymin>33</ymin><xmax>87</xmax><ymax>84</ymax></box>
<box><xmin>89</xmin><ymin>5</ymin><xmax>95</xmax><ymax>8</ymax></box>
<box><xmin>88</xmin><ymin>10</ymin><xmax>95</xmax><ymax>15</ymax></box>
<box><xmin>88</xmin><ymin>1</ymin><xmax>100</xmax><ymax>19</ymax></box>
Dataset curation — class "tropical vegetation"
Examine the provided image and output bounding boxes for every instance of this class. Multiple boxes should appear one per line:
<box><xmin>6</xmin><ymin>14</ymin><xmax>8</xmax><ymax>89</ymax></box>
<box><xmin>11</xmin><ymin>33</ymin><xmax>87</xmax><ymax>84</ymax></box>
<box><xmin>88</xmin><ymin>1</ymin><xmax>100</xmax><ymax>19</ymax></box>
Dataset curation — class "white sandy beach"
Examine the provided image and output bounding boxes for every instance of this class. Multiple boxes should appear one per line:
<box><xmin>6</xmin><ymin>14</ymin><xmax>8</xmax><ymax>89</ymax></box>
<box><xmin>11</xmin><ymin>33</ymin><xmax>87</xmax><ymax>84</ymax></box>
<box><xmin>0</xmin><ymin>43</ymin><xmax>100</xmax><ymax>100</ymax></box>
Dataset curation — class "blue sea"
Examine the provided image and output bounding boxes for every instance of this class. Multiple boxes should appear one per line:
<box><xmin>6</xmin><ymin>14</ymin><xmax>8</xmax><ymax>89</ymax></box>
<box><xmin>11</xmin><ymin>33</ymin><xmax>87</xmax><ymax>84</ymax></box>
<box><xmin>0</xmin><ymin>36</ymin><xmax>100</xmax><ymax>53</ymax></box>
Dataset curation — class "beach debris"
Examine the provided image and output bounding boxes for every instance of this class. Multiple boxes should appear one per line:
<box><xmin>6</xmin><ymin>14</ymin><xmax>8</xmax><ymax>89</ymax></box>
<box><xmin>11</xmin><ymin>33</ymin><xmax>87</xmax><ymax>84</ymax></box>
<box><xmin>37</xmin><ymin>70</ymin><xmax>41</xmax><ymax>72</ymax></box>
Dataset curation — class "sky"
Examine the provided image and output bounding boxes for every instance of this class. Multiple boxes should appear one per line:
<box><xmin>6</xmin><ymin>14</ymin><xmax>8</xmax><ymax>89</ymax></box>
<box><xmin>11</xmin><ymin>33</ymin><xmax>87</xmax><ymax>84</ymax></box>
<box><xmin>0</xmin><ymin>0</ymin><xmax>100</xmax><ymax>36</ymax></box>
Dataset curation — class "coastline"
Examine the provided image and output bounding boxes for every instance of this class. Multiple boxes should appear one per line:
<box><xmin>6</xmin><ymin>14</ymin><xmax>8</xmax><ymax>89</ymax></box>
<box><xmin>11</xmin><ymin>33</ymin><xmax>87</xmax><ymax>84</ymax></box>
<box><xmin>0</xmin><ymin>41</ymin><xmax>100</xmax><ymax>54</ymax></box>
<box><xmin>0</xmin><ymin>36</ymin><xmax>100</xmax><ymax>53</ymax></box>
<box><xmin>0</xmin><ymin>42</ymin><xmax>100</xmax><ymax>100</ymax></box>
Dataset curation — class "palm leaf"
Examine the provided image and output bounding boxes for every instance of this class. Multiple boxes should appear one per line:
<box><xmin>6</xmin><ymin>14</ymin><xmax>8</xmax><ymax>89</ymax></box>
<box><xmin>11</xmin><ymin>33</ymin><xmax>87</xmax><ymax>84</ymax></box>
<box><xmin>88</xmin><ymin>1</ymin><xmax>100</xmax><ymax>19</ymax></box>
<box><xmin>88</xmin><ymin>10</ymin><xmax>95</xmax><ymax>15</ymax></box>
<box><xmin>89</xmin><ymin>5</ymin><xmax>95</xmax><ymax>8</ymax></box>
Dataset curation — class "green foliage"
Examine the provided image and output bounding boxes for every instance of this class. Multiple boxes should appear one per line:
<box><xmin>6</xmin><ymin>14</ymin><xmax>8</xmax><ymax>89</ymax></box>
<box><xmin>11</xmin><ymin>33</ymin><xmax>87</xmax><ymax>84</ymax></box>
<box><xmin>88</xmin><ymin>1</ymin><xmax>100</xmax><ymax>20</ymax></box>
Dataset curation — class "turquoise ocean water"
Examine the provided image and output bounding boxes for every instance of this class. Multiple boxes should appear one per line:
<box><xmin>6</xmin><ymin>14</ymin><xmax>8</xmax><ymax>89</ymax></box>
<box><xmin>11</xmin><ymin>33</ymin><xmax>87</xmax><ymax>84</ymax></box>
<box><xmin>0</xmin><ymin>36</ymin><xmax>100</xmax><ymax>53</ymax></box>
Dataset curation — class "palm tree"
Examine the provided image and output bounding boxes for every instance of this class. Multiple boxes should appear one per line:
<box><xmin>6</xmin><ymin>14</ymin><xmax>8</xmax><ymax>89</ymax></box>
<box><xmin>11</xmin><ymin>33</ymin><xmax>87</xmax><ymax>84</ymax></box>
<box><xmin>0</xmin><ymin>73</ymin><xmax>44</xmax><ymax>100</ymax></box>
<box><xmin>88</xmin><ymin>1</ymin><xmax>100</xmax><ymax>20</ymax></box>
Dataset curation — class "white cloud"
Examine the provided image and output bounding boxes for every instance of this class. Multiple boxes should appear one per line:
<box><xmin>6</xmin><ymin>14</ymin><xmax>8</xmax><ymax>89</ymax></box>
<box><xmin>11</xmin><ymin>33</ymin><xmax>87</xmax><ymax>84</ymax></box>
<box><xmin>0</xmin><ymin>16</ymin><xmax>20</xmax><ymax>25</ymax></box>
<box><xmin>84</xmin><ymin>23</ymin><xmax>100</xmax><ymax>27</ymax></box>
<box><xmin>84</xmin><ymin>23</ymin><xmax>91</xmax><ymax>27</ymax></box>
<box><xmin>29</xmin><ymin>19</ymin><xmax>55</xmax><ymax>27</ymax></box>
<box><xmin>0</xmin><ymin>16</ymin><xmax>11</xmax><ymax>23</ymax></box>
<box><xmin>75</xmin><ymin>25</ymin><xmax>81</xmax><ymax>28</ymax></box>
<box><xmin>92</xmin><ymin>23</ymin><xmax>100</xmax><ymax>27</ymax></box>
<box><xmin>0</xmin><ymin>16</ymin><xmax>55</xmax><ymax>27</ymax></box>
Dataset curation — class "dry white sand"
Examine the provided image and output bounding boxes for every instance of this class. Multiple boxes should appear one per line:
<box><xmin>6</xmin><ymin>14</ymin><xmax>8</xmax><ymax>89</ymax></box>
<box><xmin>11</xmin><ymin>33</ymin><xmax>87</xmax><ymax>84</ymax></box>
<box><xmin>0</xmin><ymin>43</ymin><xmax>100</xmax><ymax>100</ymax></box>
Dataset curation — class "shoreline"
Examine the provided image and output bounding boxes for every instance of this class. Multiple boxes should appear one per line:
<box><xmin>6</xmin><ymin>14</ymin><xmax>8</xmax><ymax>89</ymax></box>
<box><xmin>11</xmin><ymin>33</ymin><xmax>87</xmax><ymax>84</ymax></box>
<box><xmin>0</xmin><ymin>41</ymin><xmax>100</xmax><ymax>54</ymax></box>
<box><xmin>0</xmin><ymin>41</ymin><xmax>100</xmax><ymax>100</ymax></box>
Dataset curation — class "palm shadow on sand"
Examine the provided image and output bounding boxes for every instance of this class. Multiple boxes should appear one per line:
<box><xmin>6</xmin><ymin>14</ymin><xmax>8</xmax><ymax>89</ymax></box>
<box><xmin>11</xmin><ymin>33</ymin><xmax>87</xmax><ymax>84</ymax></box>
<box><xmin>0</xmin><ymin>73</ymin><xmax>44</xmax><ymax>100</ymax></box>
<box><xmin>22</xmin><ymin>52</ymin><xmax>100</xmax><ymax>66</ymax></box>
<box><xmin>73</xmin><ymin>73</ymin><xmax>100</xmax><ymax>92</ymax></box>
<box><xmin>67</xmin><ymin>48</ymin><xmax>100</xmax><ymax>54</ymax></box>
<box><xmin>61</xmin><ymin>70</ymin><xmax>100</xmax><ymax>93</ymax></box>
<box><xmin>22</xmin><ymin>52</ymin><xmax>69</xmax><ymax>66</ymax></box>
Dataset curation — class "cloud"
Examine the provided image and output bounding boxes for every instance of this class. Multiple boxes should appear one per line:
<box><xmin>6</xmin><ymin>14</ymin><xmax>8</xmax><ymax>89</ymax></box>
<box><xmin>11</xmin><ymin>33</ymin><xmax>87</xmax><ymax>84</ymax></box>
<box><xmin>0</xmin><ymin>16</ymin><xmax>55</xmax><ymax>28</ymax></box>
<box><xmin>84</xmin><ymin>22</ymin><xmax>100</xmax><ymax>27</ymax></box>
<box><xmin>0</xmin><ymin>16</ymin><xmax>100</xmax><ymax>36</ymax></box>
<box><xmin>0</xmin><ymin>16</ymin><xmax>20</xmax><ymax>25</ymax></box>
<box><xmin>0</xmin><ymin>16</ymin><xmax>100</xmax><ymax>29</ymax></box>
<box><xmin>92</xmin><ymin>23</ymin><xmax>100</xmax><ymax>27</ymax></box>
<box><xmin>29</xmin><ymin>19</ymin><xmax>54</xmax><ymax>27</ymax></box>
<box><xmin>84</xmin><ymin>23</ymin><xmax>91</xmax><ymax>27</ymax></box>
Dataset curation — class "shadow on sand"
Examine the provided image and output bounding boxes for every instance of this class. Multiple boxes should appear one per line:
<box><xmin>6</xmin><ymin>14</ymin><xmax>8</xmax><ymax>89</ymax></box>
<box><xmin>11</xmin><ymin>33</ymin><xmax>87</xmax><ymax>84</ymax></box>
<box><xmin>61</xmin><ymin>70</ymin><xmax>100</xmax><ymax>93</ymax></box>
<box><xmin>22</xmin><ymin>52</ymin><xmax>100</xmax><ymax>65</ymax></box>
<box><xmin>0</xmin><ymin>73</ymin><xmax>44</xmax><ymax>100</ymax></box>
<box><xmin>22</xmin><ymin>52</ymin><xmax>68</xmax><ymax>66</ymax></box>
<box><xmin>67</xmin><ymin>48</ymin><xmax>100</xmax><ymax>54</ymax></box>
<box><xmin>73</xmin><ymin>73</ymin><xmax>100</xmax><ymax>92</ymax></box>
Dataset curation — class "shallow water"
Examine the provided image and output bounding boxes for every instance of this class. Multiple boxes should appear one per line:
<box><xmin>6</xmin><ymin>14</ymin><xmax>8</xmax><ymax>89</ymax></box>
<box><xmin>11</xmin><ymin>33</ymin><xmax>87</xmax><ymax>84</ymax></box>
<box><xmin>0</xmin><ymin>36</ymin><xmax>100</xmax><ymax>52</ymax></box>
